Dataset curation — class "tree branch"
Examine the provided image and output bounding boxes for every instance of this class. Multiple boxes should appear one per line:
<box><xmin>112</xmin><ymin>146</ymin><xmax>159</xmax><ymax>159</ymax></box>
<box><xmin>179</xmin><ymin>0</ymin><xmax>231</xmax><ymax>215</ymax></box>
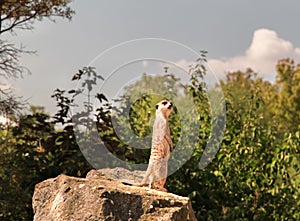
<box><xmin>0</xmin><ymin>11</ymin><xmax>38</xmax><ymax>34</ymax></box>
<box><xmin>0</xmin><ymin>0</ymin><xmax>74</xmax><ymax>35</ymax></box>
<box><xmin>0</xmin><ymin>40</ymin><xmax>34</xmax><ymax>79</ymax></box>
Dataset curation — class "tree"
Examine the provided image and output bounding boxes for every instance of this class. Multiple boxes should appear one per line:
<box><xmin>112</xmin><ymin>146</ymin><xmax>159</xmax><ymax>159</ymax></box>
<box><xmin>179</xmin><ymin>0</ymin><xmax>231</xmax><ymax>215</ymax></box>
<box><xmin>0</xmin><ymin>1</ymin><xmax>75</xmax><ymax>219</ymax></box>
<box><xmin>198</xmin><ymin>68</ymin><xmax>300</xmax><ymax>220</ymax></box>
<box><xmin>0</xmin><ymin>0</ymin><xmax>73</xmax><ymax>33</ymax></box>
<box><xmin>0</xmin><ymin>0</ymin><xmax>74</xmax><ymax>116</ymax></box>
<box><xmin>274</xmin><ymin>58</ymin><xmax>300</xmax><ymax>133</ymax></box>
<box><xmin>0</xmin><ymin>0</ymin><xmax>74</xmax><ymax>78</ymax></box>
<box><xmin>167</xmin><ymin>67</ymin><xmax>299</xmax><ymax>220</ymax></box>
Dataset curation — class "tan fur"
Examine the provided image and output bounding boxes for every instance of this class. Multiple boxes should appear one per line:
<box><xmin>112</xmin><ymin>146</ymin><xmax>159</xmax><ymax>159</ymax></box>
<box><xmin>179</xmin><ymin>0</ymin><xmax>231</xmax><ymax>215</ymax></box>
<box><xmin>139</xmin><ymin>100</ymin><xmax>173</xmax><ymax>192</ymax></box>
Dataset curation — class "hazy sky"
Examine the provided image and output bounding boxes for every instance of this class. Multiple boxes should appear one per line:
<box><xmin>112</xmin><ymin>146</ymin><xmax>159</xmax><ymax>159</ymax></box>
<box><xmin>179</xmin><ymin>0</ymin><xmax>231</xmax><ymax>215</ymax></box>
<box><xmin>4</xmin><ymin>0</ymin><xmax>300</xmax><ymax>114</ymax></box>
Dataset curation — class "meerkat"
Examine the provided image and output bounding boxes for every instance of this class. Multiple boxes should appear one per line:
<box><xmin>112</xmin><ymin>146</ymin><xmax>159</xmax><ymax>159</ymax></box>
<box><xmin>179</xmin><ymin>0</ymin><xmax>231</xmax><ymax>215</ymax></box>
<box><xmin>139</xmin><ymin>100</ymin><xmax>173</xmax><ymax>192</ymax></box>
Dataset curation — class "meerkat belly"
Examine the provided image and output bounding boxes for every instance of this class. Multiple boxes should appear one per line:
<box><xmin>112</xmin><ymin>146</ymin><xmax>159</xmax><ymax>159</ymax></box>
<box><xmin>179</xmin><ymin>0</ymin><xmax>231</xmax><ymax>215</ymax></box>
<box><xmin>149</xmin><ymin>138</ymin><xmax>171</xmax><ymax>162</ymax></box>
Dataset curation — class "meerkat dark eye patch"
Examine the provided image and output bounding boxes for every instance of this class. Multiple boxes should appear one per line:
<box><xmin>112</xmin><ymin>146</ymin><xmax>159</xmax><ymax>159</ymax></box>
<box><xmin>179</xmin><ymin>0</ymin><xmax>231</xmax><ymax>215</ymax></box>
<box><xmin>162</xmin><ymin>101</ymin><xmax>168</xmax><ymax>105</ymax></box>
<box><xmin>156</xmin><ymin>104</ymin><xmax>159</xmax><ymax>109</ymax></box>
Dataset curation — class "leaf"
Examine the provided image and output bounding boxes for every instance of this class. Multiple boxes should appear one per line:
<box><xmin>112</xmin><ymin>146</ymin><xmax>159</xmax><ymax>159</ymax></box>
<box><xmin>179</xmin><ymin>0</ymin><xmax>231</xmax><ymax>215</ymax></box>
<box><xmin>96</xmin><ymin>93</ymin><xmax>108</xmax><ymax>103</ymax></box>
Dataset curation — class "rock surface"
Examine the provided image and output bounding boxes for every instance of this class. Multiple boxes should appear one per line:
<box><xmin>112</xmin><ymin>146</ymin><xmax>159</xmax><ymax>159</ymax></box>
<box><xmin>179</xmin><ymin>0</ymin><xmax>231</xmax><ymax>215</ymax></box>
<box><xmin>32</xmin><ymin>167</ymin><xmax>197</xmax><ymax>221</ymax></box>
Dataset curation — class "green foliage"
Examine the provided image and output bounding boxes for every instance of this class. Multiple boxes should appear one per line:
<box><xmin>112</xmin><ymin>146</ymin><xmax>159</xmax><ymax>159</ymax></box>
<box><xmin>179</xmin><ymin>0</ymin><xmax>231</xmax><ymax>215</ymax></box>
<box><xmin>0</xmin><ymin>56</ymin><xmax>300</xmax><ymax>220</ymax></box>
<box><xmin>0</xmin><ymin>109</ymin><xmax>92</xmax><ymax>220</ymax></box>
<box><xmin>166</xmin><ymin>65</ymin><xmax>300</xmax><ymax>220</ymax></box>
<box><xmin>0</xmin><ymin>67</ymin><xmax>100</xmax><ymax>220</ymax></box>
<box><xmin>274</xmin><ymin>58</ymin><xmax>300</xmax><ymax>133</ymax></box>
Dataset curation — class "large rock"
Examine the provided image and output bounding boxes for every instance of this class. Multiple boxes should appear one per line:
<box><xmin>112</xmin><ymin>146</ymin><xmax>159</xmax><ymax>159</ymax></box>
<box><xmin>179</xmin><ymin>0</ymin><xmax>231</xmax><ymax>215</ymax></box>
<box><xmin>32</xmin><ymin>167</ymin><xmax>197</xmax><ymax>221</ymax></box>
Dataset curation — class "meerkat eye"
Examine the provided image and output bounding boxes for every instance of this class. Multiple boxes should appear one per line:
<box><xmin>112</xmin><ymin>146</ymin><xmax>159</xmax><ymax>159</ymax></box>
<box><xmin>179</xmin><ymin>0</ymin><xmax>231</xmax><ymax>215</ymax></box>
<box><xmin>162</xmin><ymin>101</ymin><xmax>168</xmax><ymax>105</ymax></box>
<box><xmin>156</xmin><ymin>104</ymin><xmax>159</xmax><ymax>109</ymax></box>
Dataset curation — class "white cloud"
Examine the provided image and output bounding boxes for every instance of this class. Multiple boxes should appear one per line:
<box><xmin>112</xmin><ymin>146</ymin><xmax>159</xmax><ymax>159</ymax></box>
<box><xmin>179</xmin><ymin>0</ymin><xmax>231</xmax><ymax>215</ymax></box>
<box><xmin>147</xmin><ymin>29</ymin><xmax>300</xmax><ymax>83</ymax></box>
<box><xmin>207</xmin><ymin>29</ymin><xmax>300</xmax><ymax>80</ymax></box>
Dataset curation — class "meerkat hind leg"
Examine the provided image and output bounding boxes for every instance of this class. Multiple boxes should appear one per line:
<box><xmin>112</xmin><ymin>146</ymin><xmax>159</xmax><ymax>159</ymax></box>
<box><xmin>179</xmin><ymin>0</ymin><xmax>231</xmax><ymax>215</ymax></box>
<box><xmin>159</xmin><ymin>178</ymin><xmax>166</xmax><ymax>188</ymax></box>
<box><xmin>139</xmin><ymin>165</ymin><xmax>153</xmax><ymax>187</ymax></box>
<box><xmin>152</xmin><ymin>180</ymin><xmax>168</xmax><ymax>192</ymax></box>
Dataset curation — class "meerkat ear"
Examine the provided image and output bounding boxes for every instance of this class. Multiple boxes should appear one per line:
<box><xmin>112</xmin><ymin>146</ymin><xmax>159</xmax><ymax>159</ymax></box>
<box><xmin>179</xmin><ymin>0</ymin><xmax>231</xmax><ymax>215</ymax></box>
<box><xmin>156</xmin><ymin>104</ymin><xmax>159</xmax><ymax>109</ymax></box>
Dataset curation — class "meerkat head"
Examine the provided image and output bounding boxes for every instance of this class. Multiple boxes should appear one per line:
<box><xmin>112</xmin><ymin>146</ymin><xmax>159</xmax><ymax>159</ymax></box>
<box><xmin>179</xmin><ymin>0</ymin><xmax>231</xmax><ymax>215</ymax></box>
<box><xmin>155</xmin><ymin>100</ymin><xmax>173</xmax><ymax>118</ymax></box>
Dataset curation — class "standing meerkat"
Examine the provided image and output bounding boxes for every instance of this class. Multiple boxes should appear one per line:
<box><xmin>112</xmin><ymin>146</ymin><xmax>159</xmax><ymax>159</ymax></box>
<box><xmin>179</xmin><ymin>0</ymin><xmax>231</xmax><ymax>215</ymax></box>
<box><xmin>139</xmin><ymin>100</ymin><xmax>173</xmax><ymax>192</ymax></box>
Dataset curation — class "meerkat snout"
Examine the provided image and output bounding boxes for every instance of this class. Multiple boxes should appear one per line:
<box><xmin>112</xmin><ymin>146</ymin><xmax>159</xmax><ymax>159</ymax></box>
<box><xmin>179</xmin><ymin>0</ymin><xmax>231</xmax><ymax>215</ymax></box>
<box><xmin>155</xmin><ymin>100</ymin><xmax>173</xmax><ymax>117</ymax></box>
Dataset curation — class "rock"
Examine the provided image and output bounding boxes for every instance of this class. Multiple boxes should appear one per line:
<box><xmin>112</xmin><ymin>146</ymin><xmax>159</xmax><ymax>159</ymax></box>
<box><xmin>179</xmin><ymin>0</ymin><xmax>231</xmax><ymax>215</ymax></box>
<box><xmin>32</xmin><ymin>167</ymin><xmax>197</xmax><ymax>221</ymax></box>
<box><xmin>86</xmin><ymin>167</ymin><xmax>145</xmax><ymax>186</ymax></box>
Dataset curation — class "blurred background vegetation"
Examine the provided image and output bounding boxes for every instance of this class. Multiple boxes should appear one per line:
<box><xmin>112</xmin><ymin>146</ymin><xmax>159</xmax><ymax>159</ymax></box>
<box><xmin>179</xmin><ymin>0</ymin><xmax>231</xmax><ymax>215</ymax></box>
<box><xmin>1</xmin><ymin>57</ymin><xmax>300</xmax><ymax>221</ymax></box>
<box><xmin>1</xmin><ymin>1</ymin><xmax>300</xmax><ymax>220</ymax></box>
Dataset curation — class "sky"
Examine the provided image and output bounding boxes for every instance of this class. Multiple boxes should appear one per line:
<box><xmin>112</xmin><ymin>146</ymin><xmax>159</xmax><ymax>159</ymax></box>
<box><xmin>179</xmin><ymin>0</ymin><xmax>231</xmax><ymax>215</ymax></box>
<box><xmin>3</xmin><ymin>0</ymin><xmax>300</xmax><ymax>114</ymax></box>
